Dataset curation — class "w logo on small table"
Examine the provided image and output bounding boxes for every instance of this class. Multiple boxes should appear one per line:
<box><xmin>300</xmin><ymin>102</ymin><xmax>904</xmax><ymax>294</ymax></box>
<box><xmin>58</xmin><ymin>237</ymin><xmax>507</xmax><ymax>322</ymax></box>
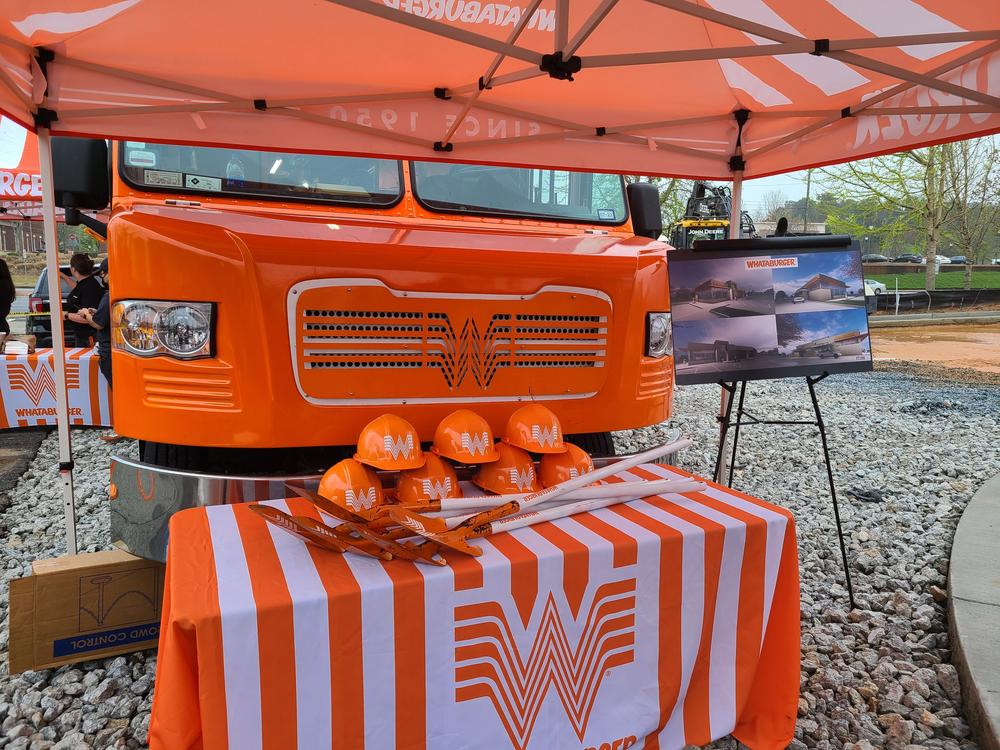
<box><xmin>8</xmin><ymin>362</ymin><xmax>80</xmax><ymax>405</ymax></box>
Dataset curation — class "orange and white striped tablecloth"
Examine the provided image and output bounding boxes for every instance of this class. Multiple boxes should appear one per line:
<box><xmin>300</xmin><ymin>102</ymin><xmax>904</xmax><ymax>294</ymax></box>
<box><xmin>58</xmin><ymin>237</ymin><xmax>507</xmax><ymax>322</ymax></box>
<box><xmin>149</xmin><ymin>464</ymin><xmax>800</xmax><ymax>750</ymax></box>
<box><xmin>0</xmin><ymin>348</ymin><xmax>110</xmax><ymax>428</ymax></box>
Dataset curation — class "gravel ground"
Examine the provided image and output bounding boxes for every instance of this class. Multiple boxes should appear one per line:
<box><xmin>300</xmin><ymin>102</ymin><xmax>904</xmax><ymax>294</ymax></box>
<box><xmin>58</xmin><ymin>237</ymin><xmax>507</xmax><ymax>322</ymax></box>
<box><xmin>1</xmin><ymin>369</ymin><xmax>998</xmax><ymax>749</ymax></box>
<box><xmin>616</xmin><ymin>370</ymin><xmax>1000</xmax><ymax>750</ymax></box>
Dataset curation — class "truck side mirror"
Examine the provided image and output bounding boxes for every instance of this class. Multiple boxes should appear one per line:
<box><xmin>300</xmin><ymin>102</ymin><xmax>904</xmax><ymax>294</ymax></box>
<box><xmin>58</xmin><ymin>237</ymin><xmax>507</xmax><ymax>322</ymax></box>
<box><xmin>626</xmin><ymin>182</ymin><xmax>662</xmax><ymax>240</ymax></box>
<box><xmin>52</xmin><ymin>137</ymin><xmax>110</xmax><ymax>211</ymax></box>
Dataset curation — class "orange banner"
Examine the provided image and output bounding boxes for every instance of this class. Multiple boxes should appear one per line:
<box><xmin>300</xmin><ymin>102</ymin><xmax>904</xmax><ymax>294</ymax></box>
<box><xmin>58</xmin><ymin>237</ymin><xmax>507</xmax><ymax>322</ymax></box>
<box><xmin>0</xmin><ymin>116</ymin><xmax>40</xmax><ymax>202</ymax></box>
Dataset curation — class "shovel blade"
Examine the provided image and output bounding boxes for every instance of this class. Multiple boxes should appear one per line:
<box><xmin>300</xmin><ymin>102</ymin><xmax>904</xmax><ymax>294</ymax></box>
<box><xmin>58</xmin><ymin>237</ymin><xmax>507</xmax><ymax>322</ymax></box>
<box><xmin>385</xmin><ymin>506</ymin><xmax>481</xmax><ymax>556</ymax></box>
<box><xmin>249</xmin><ymin>504</ymin><xmax>349</xmax><ymax>554</ymax></box>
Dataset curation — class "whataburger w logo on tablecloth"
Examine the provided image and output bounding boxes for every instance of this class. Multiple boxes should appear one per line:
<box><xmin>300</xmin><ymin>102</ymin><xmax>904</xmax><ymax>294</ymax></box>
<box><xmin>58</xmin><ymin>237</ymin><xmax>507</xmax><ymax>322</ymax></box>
<box><xmin>454</xmin><ymin>577</ymin><xmax>637</xmax><ymax>750</ymax></box>
<box><xmin>7</xmin><ymin>361</ymin><xmax>80</xmax><ymax>405</ymax></box>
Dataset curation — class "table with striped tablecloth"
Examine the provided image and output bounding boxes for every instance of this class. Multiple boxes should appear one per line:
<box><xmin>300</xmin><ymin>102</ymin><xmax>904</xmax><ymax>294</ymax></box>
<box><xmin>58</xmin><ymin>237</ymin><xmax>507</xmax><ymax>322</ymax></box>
<box><xmin>0</xmin><ymin>348</ymin><xmax>110</xmax><ymax>428</ymax></box>
<box><xmin>149</xmin><ymin>464</ymin><xmax>800</xmax><ymax>750</ymax></box>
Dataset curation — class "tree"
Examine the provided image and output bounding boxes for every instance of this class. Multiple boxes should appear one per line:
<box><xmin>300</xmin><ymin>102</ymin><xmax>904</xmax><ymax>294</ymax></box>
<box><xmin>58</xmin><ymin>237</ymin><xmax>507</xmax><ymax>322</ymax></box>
<box><xmin>943</xmin><ymin>137</ymin><xmax>1000</xmax><ymax>266</ymax></box>
<box><xmin>757</xmin><ymin>189</ymin><xmax>788</xmax><ymax>221</ymax></box>
<box><xmin>624</xmin><ymin>176</ymin><xmax>695</xmax><ymax>231</ymax></box>
<box><xmin>821</xmin><ymin>145</ymin><xmax>957</xmax><ymax>290</ymax></box>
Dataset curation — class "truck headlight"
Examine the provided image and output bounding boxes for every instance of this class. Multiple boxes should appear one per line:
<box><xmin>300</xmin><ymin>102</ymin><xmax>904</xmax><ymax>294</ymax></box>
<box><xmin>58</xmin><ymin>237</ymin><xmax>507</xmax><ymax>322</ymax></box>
<box><xmin>646</xmin><ymin>312</ymin><xmax>672</xmax><ymax>358</ymax></box>
<box><xmin>113</xmin><ymin>300</ymin><xmax>214</xmax><ymax>360</ymax></box>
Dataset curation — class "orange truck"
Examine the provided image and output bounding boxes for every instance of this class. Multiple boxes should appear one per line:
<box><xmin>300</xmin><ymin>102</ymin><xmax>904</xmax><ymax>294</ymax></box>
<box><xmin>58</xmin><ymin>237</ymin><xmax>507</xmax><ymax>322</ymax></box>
<box><xmin>51</xmin><ymin>138</ymin><xmax>673</xmax><ymax>561</ymax></box>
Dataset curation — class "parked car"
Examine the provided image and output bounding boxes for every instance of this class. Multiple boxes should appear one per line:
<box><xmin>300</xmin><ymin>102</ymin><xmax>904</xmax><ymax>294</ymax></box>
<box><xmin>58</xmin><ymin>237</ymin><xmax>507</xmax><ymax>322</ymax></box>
<box><xmin>892</xmin><ymin>253</ymin><xmax>924</xmax><ymax>263</ymax></box>
<box><xmin>949</xmin><ymin>255</ymin><xmax>969</xmax><ymax>264</ymax></box>
<box><xmin>27</xmin><ymin>266</ymin><xmax>80</xmax><ymax>348</ymax></box>
<box><xmin>793</xmin><ymin>295</ymin><xmax>805</xmax><ymax>304</ymax></box>
<box><xmin>993</xmin><ymin>258</ymin><xmax>1000</xmax><ymax>266</ymax></box>
<box><xmin>861</xmin><ymin>253</ymin><xmax>888</xmax><ymax>262</ymax></box>
<box><xmin>864</xmin><ymin>278</ymin><xmax>887</xmax><ymax>294</ymax></box>
<box><xmin>934</xmin><ymin>255</ymin><xmax>951</xmax><ymax>265</ymax></box>
<box><xmin>818</xmin><ymin>350</ymin><xmax>841</xmax><ymax>359</ymax></box>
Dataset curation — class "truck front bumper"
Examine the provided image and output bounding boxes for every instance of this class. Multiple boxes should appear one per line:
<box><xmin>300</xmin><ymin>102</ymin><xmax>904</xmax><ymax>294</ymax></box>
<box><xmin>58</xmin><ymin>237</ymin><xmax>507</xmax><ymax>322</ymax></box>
<box><xmin>109</xmin><ymin>439</ymin><xmax>680</xmax><ymax>563</ymax></box>
<box><xmin>109</xmin><ymin>454</ymin><xmax>318</xmax><ymax>562</ymax></box>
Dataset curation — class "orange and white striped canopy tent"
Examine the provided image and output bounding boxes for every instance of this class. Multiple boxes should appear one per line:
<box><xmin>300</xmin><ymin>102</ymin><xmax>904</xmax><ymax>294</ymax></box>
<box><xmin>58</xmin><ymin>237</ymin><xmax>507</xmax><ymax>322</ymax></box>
<box><xmin>0</xmin><ymin>1</ymin><xmax>997</xmax><ymax>180</ymax></box>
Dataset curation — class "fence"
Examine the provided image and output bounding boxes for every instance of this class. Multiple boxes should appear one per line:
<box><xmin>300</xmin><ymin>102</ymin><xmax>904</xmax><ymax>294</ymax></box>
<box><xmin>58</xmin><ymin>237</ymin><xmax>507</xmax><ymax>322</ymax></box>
<box><xmin>873</xmin><ymin>288</ymin><xmax>1000</xmax><ymax>313</ymax></box>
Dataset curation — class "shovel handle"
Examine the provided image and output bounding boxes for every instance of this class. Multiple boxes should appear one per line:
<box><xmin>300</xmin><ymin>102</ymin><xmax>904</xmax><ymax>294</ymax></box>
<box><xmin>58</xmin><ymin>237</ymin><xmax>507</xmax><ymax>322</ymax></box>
<box><xmin>459</xmin><ymin>438</ymin><xmax>692</xmax><ymax>529</ymax></box>
<box><xmin>479</xmin><ymin>480</ymin><xmax>706</xmax><ymax>534</ymax></box>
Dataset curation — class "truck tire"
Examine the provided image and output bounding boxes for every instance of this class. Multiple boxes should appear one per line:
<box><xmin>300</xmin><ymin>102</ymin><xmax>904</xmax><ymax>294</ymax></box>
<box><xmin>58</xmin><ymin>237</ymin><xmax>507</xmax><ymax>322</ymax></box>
<box><xmin>565</xmin><ymin>432</ymin><xmax>616</xmax><ymax>458</ymax></box>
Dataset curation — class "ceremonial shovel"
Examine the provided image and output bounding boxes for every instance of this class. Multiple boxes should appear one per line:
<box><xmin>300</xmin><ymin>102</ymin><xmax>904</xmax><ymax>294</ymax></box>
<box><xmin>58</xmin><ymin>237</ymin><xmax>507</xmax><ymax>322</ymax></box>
<box><xmin>395</xmin><ymin>478</ymin><xmax>703</xmax><ymax>530</ymax></box>
<box><xmin>249</xmin><ymin>504</ymin><xmax>392</xmax><ymax>561</ymax></box>
<box><xmin>380</xmin><ymin>478</ymin><xmax>695</xmax><ymax>516</ymax></box>
<box><xmin>472</xmin><ymin>482</ymin><xmax>707</xmax><ymax>537</ymax></box>
<box><xmin>285</xmin><ymin>485</ymin><xmax>445</xmax><ymax>565</ymax></box>
<box><xmin>390</xmin><ymin>438</ymin><xmax>693</xmax><ymax>556</ymax></box>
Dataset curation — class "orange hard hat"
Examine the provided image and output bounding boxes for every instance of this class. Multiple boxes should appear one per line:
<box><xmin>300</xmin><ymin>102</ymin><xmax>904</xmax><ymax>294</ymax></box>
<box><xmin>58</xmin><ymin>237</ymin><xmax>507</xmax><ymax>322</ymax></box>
<box><xmin>318</xmin><ymin>458</ymin><xmax>385</xmax><ymax>513</ymax></box>
<box><xmin>354</xmin><ymin>414</ymin><xmax>425</xmax><ymax>470</ymax></box>
<box><xmin>431</xmin><ymin>409</ymin><xmax>499</xmax><ymax>464</ymax></box>
<box><xmin>539</xmin><ymin>443</ymin><xmax>595</xmax><ymax>488</ymax></box>
<box><xmin>473</xmin><ymin>443</ymin><xmax>540</xmax><ymax>495</ymax></box>
<box><xmin>503</xmin><ymin>404</ymin><xmax>567</xmax><ymax>454</ymax></box>
<box><xmin>396</xmin><ymin>453</ymin><xmax>463</xmax><ymax>506</ymax></box>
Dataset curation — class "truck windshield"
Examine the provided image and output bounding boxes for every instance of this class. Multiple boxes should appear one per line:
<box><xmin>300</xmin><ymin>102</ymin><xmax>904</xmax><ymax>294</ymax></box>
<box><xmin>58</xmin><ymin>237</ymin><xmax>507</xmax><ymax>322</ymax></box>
<box><xmin>411</xmin><ymin>162</ymin><xmax>627</xmax><ymax>224</ymax></box>
<box><xmin>120</xmin><ymin>142</ymin><xmax>402</xmax><ymax>206</ymax></box>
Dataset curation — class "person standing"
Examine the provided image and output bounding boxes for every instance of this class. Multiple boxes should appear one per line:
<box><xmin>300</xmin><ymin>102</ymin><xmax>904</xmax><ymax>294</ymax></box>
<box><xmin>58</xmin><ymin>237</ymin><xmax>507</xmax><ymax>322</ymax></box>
<box><xmin>0</xmin><ymin>259</ymin><xmax>15</xmax><ymax>335</ymax></box>
<box><xmin>81</xmin><ymin>258</ymin><xmax>120</xmax><ymax>442</ymax></box>
<box><xmin>61</xmin><ymin>253</ymin><xmax>104</xmax><ymax>347</ymax></box>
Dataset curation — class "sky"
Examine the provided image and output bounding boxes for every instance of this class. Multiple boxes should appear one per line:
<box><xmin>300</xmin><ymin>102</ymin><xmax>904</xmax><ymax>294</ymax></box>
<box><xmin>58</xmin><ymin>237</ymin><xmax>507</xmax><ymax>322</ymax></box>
<box><xmin>740</xmin><ymin>170</ymin><xmax>810</xmax><ymax>215</ymax></box>
<box><xmin>777</xmin><ymin>308</ymin><xmax>870</xmax><ymax>354</ymax></box>
<box><xmin>771</xmin><ymin>251</ymin><xmax>863</xmax><ymax>295</ymax></box>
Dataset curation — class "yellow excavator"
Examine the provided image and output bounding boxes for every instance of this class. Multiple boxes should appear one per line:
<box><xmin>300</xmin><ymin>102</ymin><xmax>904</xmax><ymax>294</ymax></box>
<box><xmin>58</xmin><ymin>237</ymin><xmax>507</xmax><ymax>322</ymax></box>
<box><xmin>669</xmin><ymin>181</ymin><xmax>757</xmax><ymax>249</ymax></box>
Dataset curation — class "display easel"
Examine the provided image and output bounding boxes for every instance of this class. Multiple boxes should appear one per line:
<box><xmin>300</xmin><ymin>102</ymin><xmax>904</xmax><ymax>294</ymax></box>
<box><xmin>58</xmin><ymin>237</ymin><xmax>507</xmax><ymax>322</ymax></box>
<box><xmin>712</xmin><ymin>372</ymin><xmax>856</xmax><ymax>610</ymax></box>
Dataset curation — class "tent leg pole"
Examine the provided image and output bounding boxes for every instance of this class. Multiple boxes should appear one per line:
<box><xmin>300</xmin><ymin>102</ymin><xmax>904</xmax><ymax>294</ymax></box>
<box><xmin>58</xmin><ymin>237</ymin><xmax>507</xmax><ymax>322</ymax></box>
<box><xmin>716</xmin><ymin>169</ymin><xmax>744</xmax><ymax>484</ymax></box>
<box><xmin>37</xmin><ymin>128</ymin><xmax>77</xmax><ymax>556</ymax></box>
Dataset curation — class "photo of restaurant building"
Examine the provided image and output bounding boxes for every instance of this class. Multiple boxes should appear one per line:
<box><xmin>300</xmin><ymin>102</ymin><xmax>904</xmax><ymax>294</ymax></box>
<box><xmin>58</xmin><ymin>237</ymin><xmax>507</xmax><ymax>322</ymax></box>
<box><xmin>794</xmin><ymin>273</ymin><xmax>849</xmax><ymax>301</ymax></box>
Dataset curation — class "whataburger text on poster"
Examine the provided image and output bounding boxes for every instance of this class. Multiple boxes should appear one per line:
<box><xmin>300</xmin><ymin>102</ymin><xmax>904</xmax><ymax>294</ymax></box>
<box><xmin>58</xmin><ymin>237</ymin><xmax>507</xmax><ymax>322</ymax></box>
<box><xmin>667</xmin><ymin>236</ymin><xmax>874</xmax><ymax>386</ymax></box>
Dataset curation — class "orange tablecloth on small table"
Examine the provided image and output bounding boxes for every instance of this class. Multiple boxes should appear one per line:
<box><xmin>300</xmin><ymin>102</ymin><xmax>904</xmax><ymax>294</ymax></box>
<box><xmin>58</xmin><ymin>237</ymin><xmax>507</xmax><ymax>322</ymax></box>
<box><xmin>149</xmin><ymin>464</ymin><xmax>800</xmax><ymax>750</ymax></box>
<box><xmin>0</xmin><ymin>348</ymin><xmax>110</xmax><ymax>428</ymax></box>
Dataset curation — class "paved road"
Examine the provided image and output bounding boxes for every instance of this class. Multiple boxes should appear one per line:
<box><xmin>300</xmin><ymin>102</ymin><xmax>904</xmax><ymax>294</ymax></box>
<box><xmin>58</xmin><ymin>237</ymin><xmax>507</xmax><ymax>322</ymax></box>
<box><xmin>673</xmin><ymin>298</ymin><xmax>774</xmax><ymax>321</ymax></box>
<box><xmin>677</xmin><ymin>350</ymin><xmax>872</xmax><ymax>378</ymax></box>
<box><xmin>775</xmin><ymin>299</ymin><xmax>867</xmax><ymax>314</ymax></box>
<box><xmin>8</xmin><ymin>288</ymin><xmax>29</xmax><ymax>335</ymax></box>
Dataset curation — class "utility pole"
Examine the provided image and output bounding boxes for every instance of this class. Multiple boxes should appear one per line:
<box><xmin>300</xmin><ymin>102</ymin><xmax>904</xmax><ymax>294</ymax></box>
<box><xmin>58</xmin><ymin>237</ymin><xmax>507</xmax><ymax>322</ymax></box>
<box><xmin>803</xmin><ymin>168</ymin><xmax>813</xmax><ymax>233</ymax></box>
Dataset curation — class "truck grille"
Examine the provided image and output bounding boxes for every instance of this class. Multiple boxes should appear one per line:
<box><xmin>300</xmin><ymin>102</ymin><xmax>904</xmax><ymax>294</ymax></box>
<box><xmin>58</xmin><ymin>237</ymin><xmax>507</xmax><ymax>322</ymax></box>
<box><xmin>289</xmin><ymin>280</ymin><xmax>611</xmax><ymax>404</ymax></box>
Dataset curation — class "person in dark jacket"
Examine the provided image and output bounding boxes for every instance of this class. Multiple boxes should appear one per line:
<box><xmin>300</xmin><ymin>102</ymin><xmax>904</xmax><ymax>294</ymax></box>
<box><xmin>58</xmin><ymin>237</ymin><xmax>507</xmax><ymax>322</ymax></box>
<box><xmin>81</xmin><ymin>258</ymin><xmax>120</xmax><ymax>442</ymax></box>
<box><xmin>61</xmin><ymin>254</ymin><xmax>104</xmax><ymax>347</ymax></box>
<box><xmin>0</xmin><ymin>259</ymin><xmax>15</xmax><ymax>335</ymax></box>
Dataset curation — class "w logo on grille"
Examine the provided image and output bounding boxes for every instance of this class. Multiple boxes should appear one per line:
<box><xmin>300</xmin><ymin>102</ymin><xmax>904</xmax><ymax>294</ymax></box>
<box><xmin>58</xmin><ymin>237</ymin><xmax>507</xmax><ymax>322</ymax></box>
<box><xmin>461</xmin><ymin>431</ymin><xmax>492</xmax><ymax>456</ymax></box>
<box><xmin>383</xmin><ymin>434</ymin><xmax>414</xmax><ymax>460</ymax></box>
<box><xmin>455</xmin><ymin>578</ymin><xmax>637</xmax><ymax>750</ymax></box>
<box><xmin>344</xmin><ymin>487</ymin><xmax>378</xmax><ymax>511</ymax></box>
<box><xmin>531</xmin><ymin>423</ymin><xmax>559</xmax><ymax>448</ymax></box>
<box><xmin>420</xmin><ymin>477</ymin><xmax>454</xmax><ymax>500</ymax></box>
<box><xmin>508</xmin><ymin>466</ymin><xmax>535</xmax><ymax>492</ymax></box>
<box><xmin>8</xmin><ymin>362</ymin><xmax>80</xmax><ymax>405</ymax></box>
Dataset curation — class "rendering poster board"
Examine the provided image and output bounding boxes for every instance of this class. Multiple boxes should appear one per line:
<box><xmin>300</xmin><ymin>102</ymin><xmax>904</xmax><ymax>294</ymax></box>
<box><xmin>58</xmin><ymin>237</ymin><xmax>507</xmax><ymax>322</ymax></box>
<box><xmin>668</xmin><ymin>236</ymin><xmax>873</xmax><ymax>386</ymax></box>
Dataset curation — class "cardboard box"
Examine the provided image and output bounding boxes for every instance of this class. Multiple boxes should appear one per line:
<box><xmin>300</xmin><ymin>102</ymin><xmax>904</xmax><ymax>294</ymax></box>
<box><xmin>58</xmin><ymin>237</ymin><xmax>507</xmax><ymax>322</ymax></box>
<box><xmin>9</xmin><ymin>549</ymin><xmax>164</xmax><ymax>674</ymax></box>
